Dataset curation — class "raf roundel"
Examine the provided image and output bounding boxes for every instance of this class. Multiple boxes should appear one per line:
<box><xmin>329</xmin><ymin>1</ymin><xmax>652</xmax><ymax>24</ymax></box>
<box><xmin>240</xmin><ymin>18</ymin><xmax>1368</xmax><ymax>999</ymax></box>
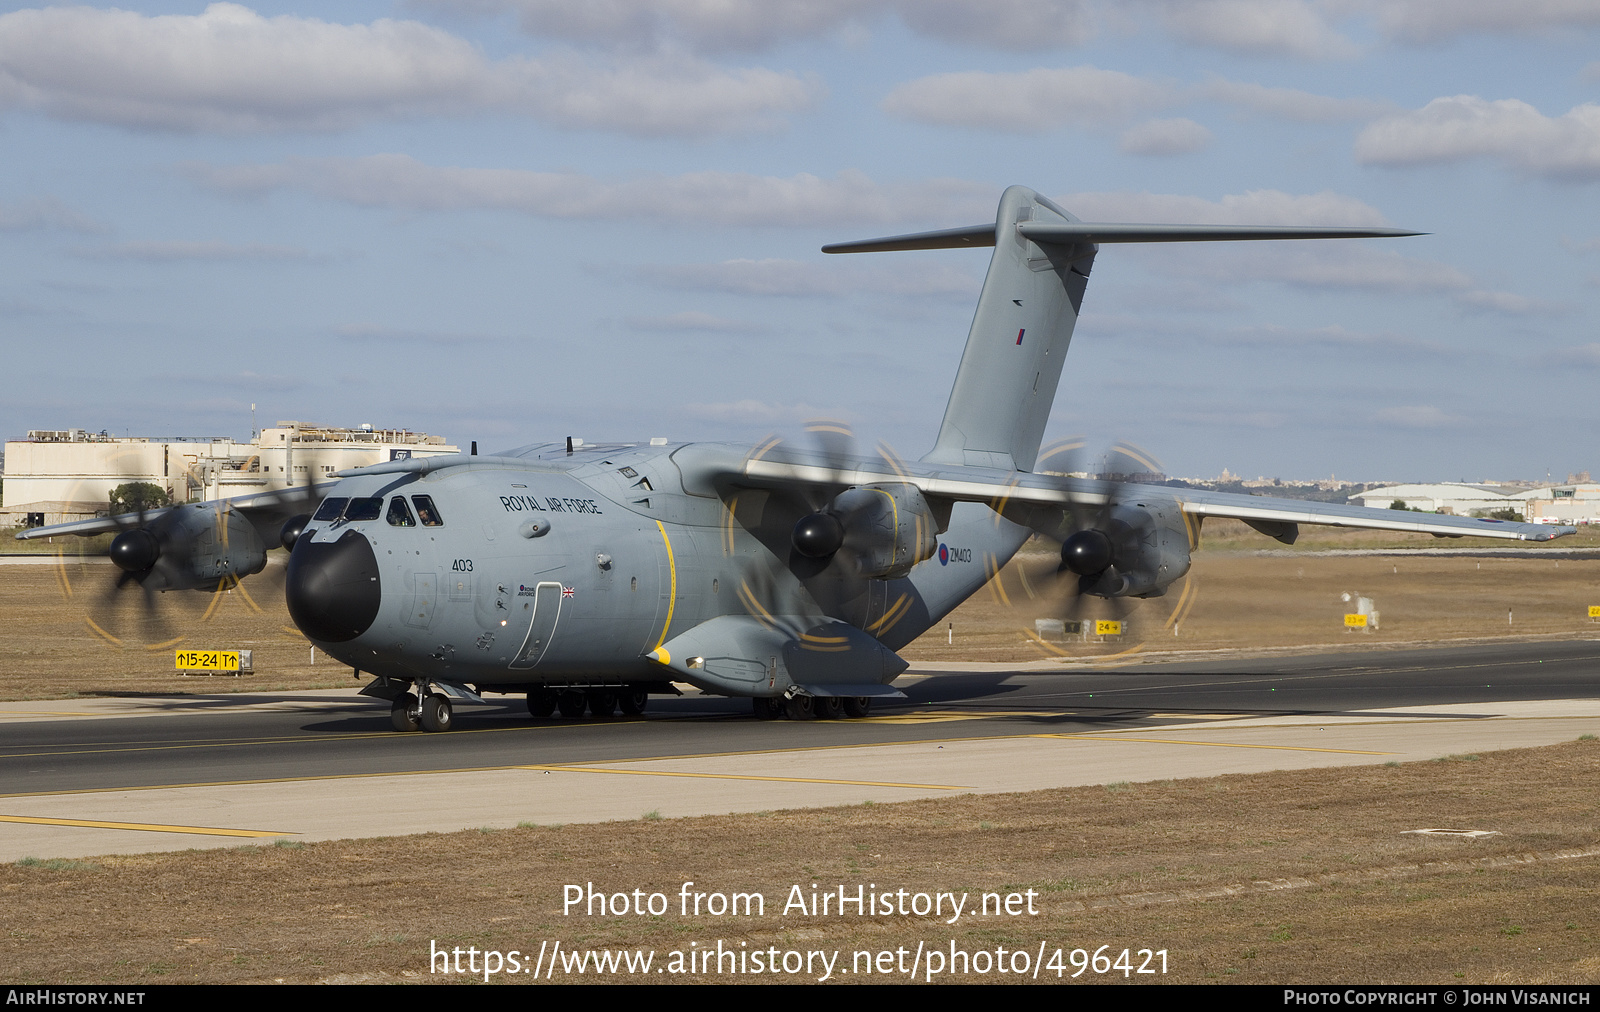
<box><xmin>938</xmin><ymin>544</ymin><xmax>949</xmax><ymax>565</ymax></box>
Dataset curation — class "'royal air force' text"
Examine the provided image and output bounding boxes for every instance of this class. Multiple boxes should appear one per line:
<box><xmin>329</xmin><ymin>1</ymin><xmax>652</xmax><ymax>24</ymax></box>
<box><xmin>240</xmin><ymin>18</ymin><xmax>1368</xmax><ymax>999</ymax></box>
<box><xmin>500</xmin><ymin>496</ymin><xmax>602</xmax><ymax>515</ymax></box>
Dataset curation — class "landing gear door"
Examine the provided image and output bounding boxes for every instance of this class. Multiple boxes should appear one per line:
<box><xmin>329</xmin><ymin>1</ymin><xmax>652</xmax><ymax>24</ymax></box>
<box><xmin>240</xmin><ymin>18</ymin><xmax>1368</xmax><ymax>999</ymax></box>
<box><xmin>509</xmin><ymin>582</ymin><xmax>564</xmax><ymax>669</ymax></box>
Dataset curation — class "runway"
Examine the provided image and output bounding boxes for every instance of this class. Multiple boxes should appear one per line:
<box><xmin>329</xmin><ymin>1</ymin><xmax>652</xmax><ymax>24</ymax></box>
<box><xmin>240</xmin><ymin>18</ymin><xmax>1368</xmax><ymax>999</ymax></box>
<box><xmin>2</xmin><ymin>637</ymin><xmax>1598</xmax><ymax>861</ymax></box>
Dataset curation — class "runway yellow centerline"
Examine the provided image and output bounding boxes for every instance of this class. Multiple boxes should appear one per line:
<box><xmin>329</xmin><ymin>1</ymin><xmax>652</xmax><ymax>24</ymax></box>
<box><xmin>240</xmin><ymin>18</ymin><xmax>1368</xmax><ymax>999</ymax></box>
<box><xmin>0</xmin><ymin>814</ymin><xmax>292</xmax><ymax>838</ymax></box>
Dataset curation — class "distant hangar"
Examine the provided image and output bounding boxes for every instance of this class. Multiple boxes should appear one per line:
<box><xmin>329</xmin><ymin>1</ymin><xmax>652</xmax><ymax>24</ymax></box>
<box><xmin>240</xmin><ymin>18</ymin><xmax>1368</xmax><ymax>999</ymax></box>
<box><xmin>1350</xmin><ymin>480</ymin><xmax>1600</xmax><ymax>524</ymax></box>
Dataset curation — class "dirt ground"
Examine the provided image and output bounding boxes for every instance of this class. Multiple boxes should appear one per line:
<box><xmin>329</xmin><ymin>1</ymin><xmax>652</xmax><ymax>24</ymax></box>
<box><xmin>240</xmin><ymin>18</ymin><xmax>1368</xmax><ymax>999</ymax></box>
<box><xmin>3</xmin><ymin>522</ymin><xmax>1597</xmax><ymax>698</ymax></box>
<box><xmin>1</xmin><ymin>739</ymin><xmax>1596</xmax><ymax>985</ymax></box>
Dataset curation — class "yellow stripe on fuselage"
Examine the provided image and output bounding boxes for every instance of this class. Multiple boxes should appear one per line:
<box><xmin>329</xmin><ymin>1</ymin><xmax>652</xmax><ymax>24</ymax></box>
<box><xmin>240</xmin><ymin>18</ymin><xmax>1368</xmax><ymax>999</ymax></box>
<box><xmin>653</xmin><ymin>520</ymin><xmax>677</xmax><ymax>651</ymax></box>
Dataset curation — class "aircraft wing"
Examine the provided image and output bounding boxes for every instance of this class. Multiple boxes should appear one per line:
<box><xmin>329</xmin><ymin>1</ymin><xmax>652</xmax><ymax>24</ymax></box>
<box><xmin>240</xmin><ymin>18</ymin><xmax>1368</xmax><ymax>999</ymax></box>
<box><xmin>11</xmin><ymin>482</ymin><xmax>334</xmax><ymax>541</ymax></box>
<box><xmin>716</xmin><ymin>446</ymin><xmax>1573</xmax><ymax>543</ymax></box>
<box><xmin>1164</xmin><ymin>486</ymin><xmax>1568</xmax><ymax>541</ymax></box>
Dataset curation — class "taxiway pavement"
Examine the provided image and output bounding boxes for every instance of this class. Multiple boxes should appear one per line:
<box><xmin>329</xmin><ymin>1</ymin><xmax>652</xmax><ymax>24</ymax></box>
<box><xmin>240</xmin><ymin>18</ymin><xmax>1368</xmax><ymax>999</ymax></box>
<box><xmin>1</xmin><ymin>638</ymin><xmax>1597</xmax><ymax>861</ymax></box>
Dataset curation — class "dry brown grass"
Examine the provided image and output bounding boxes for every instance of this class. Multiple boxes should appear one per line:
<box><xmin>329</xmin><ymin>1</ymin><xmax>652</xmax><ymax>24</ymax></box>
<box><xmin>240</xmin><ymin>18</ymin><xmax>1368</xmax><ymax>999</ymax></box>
<box><xmin>904</xmin><ymin>522</ymin><xmax>1600</xmax><ymax>663</ymax></box>
<box><xmin>0</xmin><ymin>555</ymin><xmax>348</xmax><ymax>700</ymax></box>
<box><xmin>3</xmin><ymin>526</ymin><xmax>1598</xmax><ymax>698</ymax></box>
<box><xmin>2</xmin><ymin>739</ymin><xmax>1596</xmax><ymax>984</ymax></box>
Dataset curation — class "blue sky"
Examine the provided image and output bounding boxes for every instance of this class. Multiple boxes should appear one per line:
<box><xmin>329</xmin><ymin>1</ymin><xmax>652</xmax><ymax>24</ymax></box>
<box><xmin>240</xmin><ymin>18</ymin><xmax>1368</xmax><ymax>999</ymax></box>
<box><xmin>2</xmin><ymin>1</ymin><xmax>1599</xmax><ymax>483</ymax></box>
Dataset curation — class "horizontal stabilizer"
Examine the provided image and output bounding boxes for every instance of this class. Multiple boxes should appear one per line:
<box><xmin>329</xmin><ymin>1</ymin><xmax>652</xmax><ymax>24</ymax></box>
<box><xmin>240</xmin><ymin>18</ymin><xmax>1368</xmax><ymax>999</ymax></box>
<box><xmin>1018</xmin><ymin>222</ymin><xmax>1424</xmax><ymax>243</ymax></box>
<box><xmin>822</xmin><ymin>223</ymin><xmax>996</xmax><ymax>254</ymax></box>
<box><xmin>824</xmin><ymin>221</ymin><xmax>1421</xmax><ymax>254</ymax></box>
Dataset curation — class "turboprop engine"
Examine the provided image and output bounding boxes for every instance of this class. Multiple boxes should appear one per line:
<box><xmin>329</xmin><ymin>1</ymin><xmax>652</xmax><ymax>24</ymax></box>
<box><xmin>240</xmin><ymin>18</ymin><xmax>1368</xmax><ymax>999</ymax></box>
<box><xmin>790</xmin><ymin>482</ymin><xmax>940</xmax><ymax>579</ymax></box>
<box><xmin>1055</xmin><ymin>499</ymin><xmax>1193</xmax><ymax>599</ymax></box>
<box><xmin>107</xmin><ymin>504</ymin><xmax>269</xmax><ymax>592</ymax></box>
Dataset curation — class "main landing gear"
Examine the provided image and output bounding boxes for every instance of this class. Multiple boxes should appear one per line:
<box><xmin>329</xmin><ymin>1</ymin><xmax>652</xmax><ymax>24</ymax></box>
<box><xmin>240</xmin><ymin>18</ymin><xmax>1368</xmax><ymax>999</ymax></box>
<box><xmin>388</xmin><ymin>683</ymin><xmax>655</xmax><ymax>733</ymax></box>
<box><xmin>753</xmin><ymin>695</ymin><xmax>872</xmax><ymax>720</ymax></box>
<box><xmin>525</xmin><ymin>687</ymin><xmax>652</xmax><ymax>721</ymax></box>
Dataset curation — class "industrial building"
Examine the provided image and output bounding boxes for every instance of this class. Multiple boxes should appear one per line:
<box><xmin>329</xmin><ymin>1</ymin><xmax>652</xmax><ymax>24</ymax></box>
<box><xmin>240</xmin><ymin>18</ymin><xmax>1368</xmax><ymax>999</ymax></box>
<box><xmin>1</xmin><ymin>423</ymin><xmax>457</xmax><ymax>528</ymax></box>
<box><xmin>1349</xmin><ymin>479</ymin><xmax>1600</xmax><ymax>524</ymax></box>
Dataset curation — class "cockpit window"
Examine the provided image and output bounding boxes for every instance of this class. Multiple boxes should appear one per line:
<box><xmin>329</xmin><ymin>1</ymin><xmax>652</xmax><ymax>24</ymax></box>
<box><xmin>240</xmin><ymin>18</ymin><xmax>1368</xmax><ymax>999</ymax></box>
<box><xmin>412</xmin><ymin>494</ymin><xmax>444</xmax><ymax>527</ymax></box>
<box><xmin>386</xmin><ymin>496</ymin><xmax>416</xmax><ymax>527</ymax></box>
<box><xmin>313</xmin><ymin>497</ymin><xmax>347</xmax><ymax>522</ymax></box>
<box><xmin>345</xmin><ymin>497</ymin><xmax>383</xmax><ymax>522</ymax></box>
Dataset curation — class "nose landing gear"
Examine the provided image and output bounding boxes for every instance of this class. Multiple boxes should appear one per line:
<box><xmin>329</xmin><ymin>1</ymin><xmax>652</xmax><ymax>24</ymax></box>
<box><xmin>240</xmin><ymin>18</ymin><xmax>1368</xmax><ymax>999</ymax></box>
<box><xmin>389</xmin><ymin>688</ymin><xmax>454</xmax><ymax>732</ymax></box>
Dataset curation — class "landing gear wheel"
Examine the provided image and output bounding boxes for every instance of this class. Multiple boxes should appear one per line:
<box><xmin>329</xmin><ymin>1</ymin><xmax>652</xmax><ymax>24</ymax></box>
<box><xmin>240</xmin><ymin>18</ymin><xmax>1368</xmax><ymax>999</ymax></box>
<box><xmin>587</xmin><ymin>689</ymin><xmax>618</xmax><ymax>719</ymax></box>
<box><xmin>390</xmin><ymin>692</ymin><xmax>420</xmax><ymax>732</ymax></box>
<box><xmin>557</xmin><ymin>690</ymin><xmax>587</xmax><ymax>720</ymax></box>
<box><xmin>751</xmin><ymin>697</ymin><xmax>781</xmax><ymax>720</ymax></box>
<box><xmin>619</xmin><ymin>689</ymin><xmax>649</xmax><ymax>715</ymax></box>
<box><xmin>784</xmin><ymin>695</ymin><xmax>815</xmax><ymax>721</ymax></box>
<box><xmin>420</xmin><ymin>694</ymin><xmax>454</xmax><ymax>733</ymax></box>
<box><xmin>526</xmin><ymin>689</ymin><xmax>556</xmax><ymax>720</ymax></box>
<box><xmin>842</xmin><ymin>696</ymin><xmax>872</xmax><ymax>719</ymax></box>
<box><xmin>817</xmin><ymin>696</ymin><xmax>845</xmax><ymax>720</ymax></box>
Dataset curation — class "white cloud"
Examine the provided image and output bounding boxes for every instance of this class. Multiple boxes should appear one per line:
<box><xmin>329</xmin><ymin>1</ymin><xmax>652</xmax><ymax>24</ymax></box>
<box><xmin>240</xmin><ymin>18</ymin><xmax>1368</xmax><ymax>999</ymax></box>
<box><xmin>1370</xmin><ymin>0</ymin><xmax>1600</xmax><ymax>43</ymax></box>
<box><xmin>1171</xmin><ymin>408</ymin><xmax>1289</xmax><ymax>429</ymax></box>
<box><xmin>684</xmin><ymin>399</ymin><xmax>843</xmax><ymax>425</ymax></box>
<box><xmin>0</xmin><ymin>3</ymin><xmax>814</xmax><ymax>135</ymax></box>
<box><xmin>641</xmin><ymin>258</ymin><xmax>979</xmax><ymax>296</ymax></box>
<box><xmin>1374</xmin><ymin>405</ymin><xmax>1460</xmax><ymax>428</ymax></box>
<box><xmin>335</xmin><ymin>322</ymin><xmax>503</xmax><ymax>345</ymax></box>
<box><xmin>1171</xmin><ymin>243</ymin><xmax>1471</xmax><ymax>293</ymax></box>
<box><xmin>1152</xmin><ymin>0</ymin><xmax>1358</xmax><ymax>59</ymax></box>
<box><xmin>508</xmin><ymin>51</ymin><xmax>818</xmax><ymax>135</ymax></box>
<box><xmin>1454</xmin><ymin>290</ymin><xmax>1563</xmax><ymax>316</ymax></box>
<box><xmin>1056</xmin><ymin>188</ymin><xmax>1391</xmax><ymax>226</ymax></box>
<box><xmin>624</xmin><ymin>311</ymin><xmax>765</xmax><ymax>333</ymax></box>
<box><xmin>1546</xmin><ymin>343</ymin><xmax>1600</xmax><ymax>368</ymax></box>
<box><xmin>895</xmin><ymin>0</ymin><xmax>1095</xmax><ymax>51</ymax></box>
<box><xmin>1355</xmin><ymin>96</ymin><xmax>1600</xmax><ymax>181</ymax></box>
<box><xmin>0</xmin><ymin>196</ymin><xmax>102</xmax><ymax>232</ymax></box>
<box><xmin>75</xmin><ymin>240</ymin><xmax>312</xmax><ymax>261</ymax></box>
<box><xmin>185</xmin><ymin>157</ymin><xmax>996</xmax><ymax>226</ymax></box>
<box><xmin>424</xmin><ymin>0</ymin><xmax>1093</xmax><ymax>53</ymax></box>
<box><xmin>1148</xmin><ymin>239</ymin><xmax>1548</xmax><ymax>312</ymax></box>
<box><xmin>1119</xmin><ymin>117</ymin><xmax>1213</xmax><ymax>155</ymax></box>
<box><xmin>881</xmin><ymin>66</ymin><xmax>1170</xmax><ymax>131</ymax></box>
<box><xmin>1196</xmin><ymin>78</ymin><xmax>1393</xmax><ymax>122</ymax></box>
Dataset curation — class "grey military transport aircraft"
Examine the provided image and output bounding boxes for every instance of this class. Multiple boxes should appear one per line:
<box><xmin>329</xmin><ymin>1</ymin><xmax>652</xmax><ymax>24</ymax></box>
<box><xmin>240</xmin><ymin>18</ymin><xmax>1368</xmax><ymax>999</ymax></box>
<box><xmin>19</xmin><ymin>185</ymin><xmax>1574</xmax><ymax>732</ymax></box>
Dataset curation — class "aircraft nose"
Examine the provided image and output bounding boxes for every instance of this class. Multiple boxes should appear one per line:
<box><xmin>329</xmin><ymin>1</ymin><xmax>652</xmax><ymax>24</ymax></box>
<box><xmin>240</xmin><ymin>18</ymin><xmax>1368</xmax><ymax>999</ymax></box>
<box><xmin>286</xmin><ymin>529</ymin><xmax>382</xmax><ymax>642</ymax></box>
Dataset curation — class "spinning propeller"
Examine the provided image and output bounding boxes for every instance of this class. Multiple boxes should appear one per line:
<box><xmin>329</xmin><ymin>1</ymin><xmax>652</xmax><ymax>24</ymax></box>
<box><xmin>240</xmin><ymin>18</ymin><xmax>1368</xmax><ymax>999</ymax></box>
<box><xmin>726</xmin><ymin>420</ymin><xmax>935</xmax><ymax>637</ymax></box>
<box><xmin>62</xmin><ymin>453</ymin><xmax>323</xmax><ymax>649</ymax></box>
<box><xmin>989</xmin><ymin>439</ymin><xmax>1202</xmax><ymax>659</ymax></box>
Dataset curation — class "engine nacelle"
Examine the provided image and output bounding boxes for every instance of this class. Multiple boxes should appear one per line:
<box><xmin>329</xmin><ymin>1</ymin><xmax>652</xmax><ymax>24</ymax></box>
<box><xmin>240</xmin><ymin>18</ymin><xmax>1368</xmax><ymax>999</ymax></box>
<box><xmin>1015</xmin><ymin>496</ymin><xmax>1193</xmax><ymax>600</ymax></box>
<box><xmin>109</xmin><ymin>504</ymin><xmax>269</xmax><ymax>592</ymax></box>
<box><xmin>1070</xmin><ymin>500</ymin><xmax>1192</xmax><ymax>599</ymax></box>
<box><xmin>830</xmin><ymin>482</ymin><xmax>939</xmax><ymax>580</ymax></box>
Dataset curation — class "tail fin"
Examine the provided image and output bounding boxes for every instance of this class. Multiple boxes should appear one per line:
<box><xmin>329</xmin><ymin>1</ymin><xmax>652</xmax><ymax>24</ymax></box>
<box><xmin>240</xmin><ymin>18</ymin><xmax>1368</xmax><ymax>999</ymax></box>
<box><xmin>823</xmin><ymin>185</ymin><xmax>1420</xmax><ymax>474</ymax></box>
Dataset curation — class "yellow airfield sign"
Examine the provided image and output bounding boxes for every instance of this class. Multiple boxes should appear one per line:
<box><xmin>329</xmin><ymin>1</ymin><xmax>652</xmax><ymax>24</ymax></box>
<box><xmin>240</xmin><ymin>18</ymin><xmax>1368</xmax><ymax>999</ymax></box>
<box><xmin>1344</xmin><ymin>614</ymin><xmax>1368</xmax><ymax>628</ymax></box>
<box><xmin>1094</xmin><ymin>620</ymin><xmax>1123</xmax><ymax>637</ymax></box>
<box><xmin>175</xmin><ymin>650</ymin><xmax>241</xmax><ymax>672</ymax></box>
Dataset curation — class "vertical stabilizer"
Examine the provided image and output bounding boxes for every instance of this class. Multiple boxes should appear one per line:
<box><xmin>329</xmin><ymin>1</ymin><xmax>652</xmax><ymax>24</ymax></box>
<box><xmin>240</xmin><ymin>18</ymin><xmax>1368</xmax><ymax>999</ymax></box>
<box><xmin>819</xmin><ymin>186</ymin><xmax>1414</xmax><ymax>473</ymax></box>
<box><xmin>921</xmin><ymin>186</ymin><xmax>1095</xmax><ymax>472</ymax></box>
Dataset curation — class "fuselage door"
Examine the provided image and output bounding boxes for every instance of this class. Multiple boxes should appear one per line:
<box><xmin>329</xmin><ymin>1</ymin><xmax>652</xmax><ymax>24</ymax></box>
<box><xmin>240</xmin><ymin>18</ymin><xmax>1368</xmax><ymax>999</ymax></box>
<box><xmin>508</xmin><ymin>581</ymin><xmax>564</xmax><ymax>669</ymax></box>
<box><xmin>403</xmin><ymin>572</ymin><xmax>437</xmax><ymax>630</ymax></box>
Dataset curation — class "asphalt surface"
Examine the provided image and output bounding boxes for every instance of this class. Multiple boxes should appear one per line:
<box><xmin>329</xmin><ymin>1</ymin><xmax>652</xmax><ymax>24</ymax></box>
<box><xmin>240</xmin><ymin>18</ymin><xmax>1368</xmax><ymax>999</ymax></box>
<box><xmin>4</xmin><ymin>638</ymin><xmax>1599</xmax><ymax>798</ymax></box>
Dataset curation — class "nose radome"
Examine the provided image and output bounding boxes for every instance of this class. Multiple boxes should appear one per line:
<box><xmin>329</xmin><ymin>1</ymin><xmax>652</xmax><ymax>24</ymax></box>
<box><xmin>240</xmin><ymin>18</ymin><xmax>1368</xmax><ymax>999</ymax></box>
<box><xmin>286</xmin><ymin>529</ymin><xmax>382</xmax><ymax>642</ymax></box>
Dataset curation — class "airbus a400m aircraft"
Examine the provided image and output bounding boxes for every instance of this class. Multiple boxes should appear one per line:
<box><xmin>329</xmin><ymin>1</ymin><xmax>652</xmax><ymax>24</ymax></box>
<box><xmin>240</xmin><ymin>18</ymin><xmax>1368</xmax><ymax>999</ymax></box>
<box><xmin>21</xmin><ymin>186</ymin><xmax>1574</xmax><ymax>732</ymax></box>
